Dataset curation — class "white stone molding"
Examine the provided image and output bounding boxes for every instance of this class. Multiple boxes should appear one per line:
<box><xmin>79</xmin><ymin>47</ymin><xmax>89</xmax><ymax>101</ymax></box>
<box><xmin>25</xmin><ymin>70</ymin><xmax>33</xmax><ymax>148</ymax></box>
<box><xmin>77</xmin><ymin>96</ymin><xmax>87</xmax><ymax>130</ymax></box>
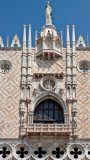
<box><xmin>68</xmin><ymin>144</ymin><xmax>85</xmax><ymax>160</ymax></box>
<box><xmin>32</xmin><ymin>143</ymin><xmax>49</xmax><ymax>160</ymax></box>
<box><xmin>11</xmin><ymin>34</ymin><xmax>21</xmax><ymax>47</ymax></box>
<box><xmin>13</xmin><ymin>143</ymin><xmax>30</xmax><ymax>160</ymax></box>
<box><xmin>40</xmin><ymin>76</ymin><xmax>57</xmax><ymax>91</ymax></box>
<box><xmin>50</xmin><ymin>143</ymin><xmax>67</xmax><ymax>160</ymax></box>
<box><xmin>0</xmin><ymin>36</ymin><xmax>4</xmax><ymax>47</ymax></box>
<box><xmin>30</xmin><ymin>91</ymin><xmax>68</xmax><ymax>124</ymax></box>
<box><xmin>76</xmin><ymin>35</ymin><xmax>86</xmax><ymax>47</ymax></box>
<box><xmin>0</xmin><ymin>143</ymin><xmax>13</xmax><ymax>160</ymax></box>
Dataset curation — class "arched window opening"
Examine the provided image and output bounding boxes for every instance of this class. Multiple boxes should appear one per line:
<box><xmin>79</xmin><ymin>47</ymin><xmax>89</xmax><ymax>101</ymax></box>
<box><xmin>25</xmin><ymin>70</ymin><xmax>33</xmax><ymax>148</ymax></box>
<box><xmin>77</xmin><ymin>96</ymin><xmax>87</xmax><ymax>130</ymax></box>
<box><xmin>34</xmin><ymin>99</ymin><xmax>64</xmax><ymax>124</ymax></box>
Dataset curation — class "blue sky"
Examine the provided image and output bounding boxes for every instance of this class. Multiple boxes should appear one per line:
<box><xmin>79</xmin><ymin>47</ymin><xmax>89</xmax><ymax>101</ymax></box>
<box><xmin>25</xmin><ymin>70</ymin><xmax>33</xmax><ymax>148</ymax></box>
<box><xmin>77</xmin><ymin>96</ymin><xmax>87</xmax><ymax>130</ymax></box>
<box><xmin>0</xmin><ymin>0</ymin><xmax>90</xmax><ymax>47</ymax></box>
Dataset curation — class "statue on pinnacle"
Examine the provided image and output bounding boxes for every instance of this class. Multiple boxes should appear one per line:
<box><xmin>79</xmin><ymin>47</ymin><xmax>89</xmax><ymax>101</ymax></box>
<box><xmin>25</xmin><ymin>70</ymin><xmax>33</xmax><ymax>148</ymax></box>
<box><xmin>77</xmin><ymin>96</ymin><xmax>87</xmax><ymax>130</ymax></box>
<box><xmin>45</xmin><ymin>1</ymin><xmax>52</xmax><ymax>25</ymax></box>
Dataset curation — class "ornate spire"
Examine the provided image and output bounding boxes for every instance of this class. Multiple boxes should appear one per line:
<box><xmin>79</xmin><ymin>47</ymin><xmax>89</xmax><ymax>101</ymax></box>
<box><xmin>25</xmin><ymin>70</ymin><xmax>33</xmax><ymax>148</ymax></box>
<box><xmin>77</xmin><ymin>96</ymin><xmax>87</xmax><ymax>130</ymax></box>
<box><xmin>23</xmin><ymin>25</ymin><xmax>26</xmax><ymax>53</ymax></box>
<box><xmin>7</xmin><ymin>36</ymin><xmax>9</xmax><ymax>47</ymax></box>
<box><xmin>66</xmin><ymin>25</ymin><xmax>70</xmax><ymax>53</ymax></box>
<box><xmin>72</xmin><ymin>25</ymin><xmax>76</xmax><ymax>53</ymax></box>
<box><xmin>28</xmin><ymin>25</ymin><xmax>31</xmax><ymax>53</ymax></box>
<box><xmin>87</xmin><ymin>34</ymin><xmax>89</xmax><ymax>47</ymax></box>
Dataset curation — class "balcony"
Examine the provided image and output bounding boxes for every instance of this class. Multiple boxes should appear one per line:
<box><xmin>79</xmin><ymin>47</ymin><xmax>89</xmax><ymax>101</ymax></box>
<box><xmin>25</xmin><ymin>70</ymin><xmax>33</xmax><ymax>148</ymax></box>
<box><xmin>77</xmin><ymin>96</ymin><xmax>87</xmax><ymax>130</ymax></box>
<box><xmin>35</xmin><ymin>49</ymin><xmax>62</xmax><ymax>60</ymax></box>
<box><xmin>27</xmin><ymin>124</ymin><xmax>71</xmax><ymax>136</ymax></box>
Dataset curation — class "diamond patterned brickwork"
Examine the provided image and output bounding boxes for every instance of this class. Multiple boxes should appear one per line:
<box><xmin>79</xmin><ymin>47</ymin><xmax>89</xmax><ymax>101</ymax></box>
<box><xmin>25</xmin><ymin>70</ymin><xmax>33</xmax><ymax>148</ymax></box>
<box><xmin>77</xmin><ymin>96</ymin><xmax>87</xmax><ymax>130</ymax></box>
<box><xmin>0</xmin><ymin>49</ymin><xmax>22</xmax><ymax>138</ymax></box>
<box><xmin>76</xmin><ymin>50</ymin><xmax>90</xmax><ymax>138</ymax></box>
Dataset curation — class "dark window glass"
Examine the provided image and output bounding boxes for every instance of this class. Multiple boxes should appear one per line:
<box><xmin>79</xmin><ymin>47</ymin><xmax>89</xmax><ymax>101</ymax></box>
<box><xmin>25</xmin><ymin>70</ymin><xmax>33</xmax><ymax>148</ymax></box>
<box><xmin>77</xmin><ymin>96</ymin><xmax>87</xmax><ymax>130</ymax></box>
<box><xmin>34</xmin><ymin>99</ymin><xmax>64</xmax><ymax>124</ymax></box>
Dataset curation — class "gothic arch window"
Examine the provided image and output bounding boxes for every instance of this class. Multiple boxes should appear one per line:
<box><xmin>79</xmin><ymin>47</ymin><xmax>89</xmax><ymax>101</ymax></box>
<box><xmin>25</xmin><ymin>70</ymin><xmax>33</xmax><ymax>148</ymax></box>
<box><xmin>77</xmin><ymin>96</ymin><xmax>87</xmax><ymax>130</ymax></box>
<box><xmin>34</xmin><ymin>99</ymin><xmax>64</xmax><ymax>124</ymax></box>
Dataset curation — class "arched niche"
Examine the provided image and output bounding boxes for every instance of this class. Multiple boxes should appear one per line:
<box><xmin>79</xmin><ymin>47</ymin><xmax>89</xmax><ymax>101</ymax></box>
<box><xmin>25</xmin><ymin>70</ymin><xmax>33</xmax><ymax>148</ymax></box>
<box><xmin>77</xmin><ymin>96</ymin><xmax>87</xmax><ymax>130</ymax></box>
<box><xmin>29</xmin><ymin>91</ymin><xmax>68</xmax><ymax>124</ymax></box>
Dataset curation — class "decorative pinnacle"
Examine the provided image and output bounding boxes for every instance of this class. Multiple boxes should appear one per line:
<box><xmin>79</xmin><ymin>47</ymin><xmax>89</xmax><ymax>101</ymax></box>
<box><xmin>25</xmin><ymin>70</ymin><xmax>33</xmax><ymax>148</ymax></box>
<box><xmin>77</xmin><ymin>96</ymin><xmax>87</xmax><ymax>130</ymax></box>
<box><xmin>66</xmin><ymin>25</ymin><xmax>70</xmax><ymax>42</ymax></box>
<box><xmin>23</xmin><ymin>25</ymin><xmax>26</xmax><ymax>28</ymax></box>
<box><xmin>87</xmin><ymin>34</ymin><xmax>89</xmax><ymax>47</ymax></box>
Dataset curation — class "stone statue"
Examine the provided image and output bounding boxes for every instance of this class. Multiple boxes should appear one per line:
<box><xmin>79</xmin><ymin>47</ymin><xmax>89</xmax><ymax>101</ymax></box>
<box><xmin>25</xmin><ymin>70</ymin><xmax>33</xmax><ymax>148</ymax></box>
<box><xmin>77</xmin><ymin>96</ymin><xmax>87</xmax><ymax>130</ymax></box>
<box><xmin>45</xmin><ymin>1</ymin><xmax>52</xmax><ymax>25</ymax></box>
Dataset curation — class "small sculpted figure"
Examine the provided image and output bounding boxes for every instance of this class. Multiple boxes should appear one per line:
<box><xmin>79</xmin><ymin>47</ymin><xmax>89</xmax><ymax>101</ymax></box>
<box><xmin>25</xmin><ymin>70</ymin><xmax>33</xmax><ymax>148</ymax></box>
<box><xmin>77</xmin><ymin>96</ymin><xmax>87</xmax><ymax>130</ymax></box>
<box><xmin>45</xmin><ymin>1</ymin><xmax>52</xmax><ymax>25</ymax></box>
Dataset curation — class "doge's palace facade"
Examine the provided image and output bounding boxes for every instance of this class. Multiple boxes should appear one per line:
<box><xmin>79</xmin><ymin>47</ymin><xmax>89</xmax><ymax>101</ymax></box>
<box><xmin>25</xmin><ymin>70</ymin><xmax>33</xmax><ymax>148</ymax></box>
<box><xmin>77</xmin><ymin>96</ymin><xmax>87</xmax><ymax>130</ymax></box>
<box><xmin>0</xmin><ymin>2</ymin><xmax>90</xmax><ymax>160</ymax></box>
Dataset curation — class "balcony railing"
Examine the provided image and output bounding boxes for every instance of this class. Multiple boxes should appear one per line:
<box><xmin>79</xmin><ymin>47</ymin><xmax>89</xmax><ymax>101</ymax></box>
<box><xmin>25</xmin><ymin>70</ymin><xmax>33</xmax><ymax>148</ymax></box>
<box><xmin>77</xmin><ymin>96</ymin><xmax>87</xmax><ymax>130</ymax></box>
<box><xmin>27</xmin><ymin>124</ymin><xmax>71</xmax><ymax>136</ymax></box>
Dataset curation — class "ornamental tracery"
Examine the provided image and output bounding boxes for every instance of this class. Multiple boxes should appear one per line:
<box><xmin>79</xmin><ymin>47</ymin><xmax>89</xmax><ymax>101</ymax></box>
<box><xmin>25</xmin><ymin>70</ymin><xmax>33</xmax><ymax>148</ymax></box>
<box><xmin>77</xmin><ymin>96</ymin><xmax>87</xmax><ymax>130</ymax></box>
<box><xmin>68</xmin><ymin>144</ymin><xmax>85</xmax><ymax>160</ymax></box>
<box><xmin>0</xmin><ymin>144</ymin><xmax>12</xmax><ymax>159</ymax></box>
<box><xmin>34</xmin><ymin>147</ymin><xmax>46</xmax><ymax>158</ymax></box>
<box><xmin>50</xmin><ymin>144</ymin><xmax>67</xmax><ymax>160</ymax></box>
<box><xmin>14</xmin><ymin>144</ymin><xmax>30</xmax><ymax>160</ymax></box>
<box><xmin>0</xmin><ymin>146</ymin><xmax>10</xmax><ymax>158</ymax></box>
<box><xmin>32</xmin><ymin>145</ymin><xmax>48</xmax><ymax>160</ymax></box>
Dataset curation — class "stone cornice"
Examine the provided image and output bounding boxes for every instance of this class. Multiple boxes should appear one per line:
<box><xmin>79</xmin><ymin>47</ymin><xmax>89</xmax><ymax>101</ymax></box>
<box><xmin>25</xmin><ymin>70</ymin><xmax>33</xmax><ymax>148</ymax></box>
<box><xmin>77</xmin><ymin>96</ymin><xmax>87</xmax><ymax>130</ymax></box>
<box><xmin>0</xmin><ymin>47</ymin><xmax>22</xmax><ymax>50</ymax></box>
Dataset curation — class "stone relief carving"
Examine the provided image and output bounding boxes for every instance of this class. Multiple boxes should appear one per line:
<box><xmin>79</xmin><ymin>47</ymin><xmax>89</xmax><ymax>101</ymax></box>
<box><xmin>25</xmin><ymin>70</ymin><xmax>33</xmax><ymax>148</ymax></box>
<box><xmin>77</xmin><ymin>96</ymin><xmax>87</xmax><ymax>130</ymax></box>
<box><xmin>41</xmin><ymin>76</ymin><xmax>57</xmax><ymax>91</ymax></box>
<box><xmin>33</xmin><ymin>89</ymin><xmax>39</xmax><ymax>98</ymax></box>
<box><xmin>44</xmin><ymin>80</ymin><xmax>54</xmax><ymax>90</ymax></box>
